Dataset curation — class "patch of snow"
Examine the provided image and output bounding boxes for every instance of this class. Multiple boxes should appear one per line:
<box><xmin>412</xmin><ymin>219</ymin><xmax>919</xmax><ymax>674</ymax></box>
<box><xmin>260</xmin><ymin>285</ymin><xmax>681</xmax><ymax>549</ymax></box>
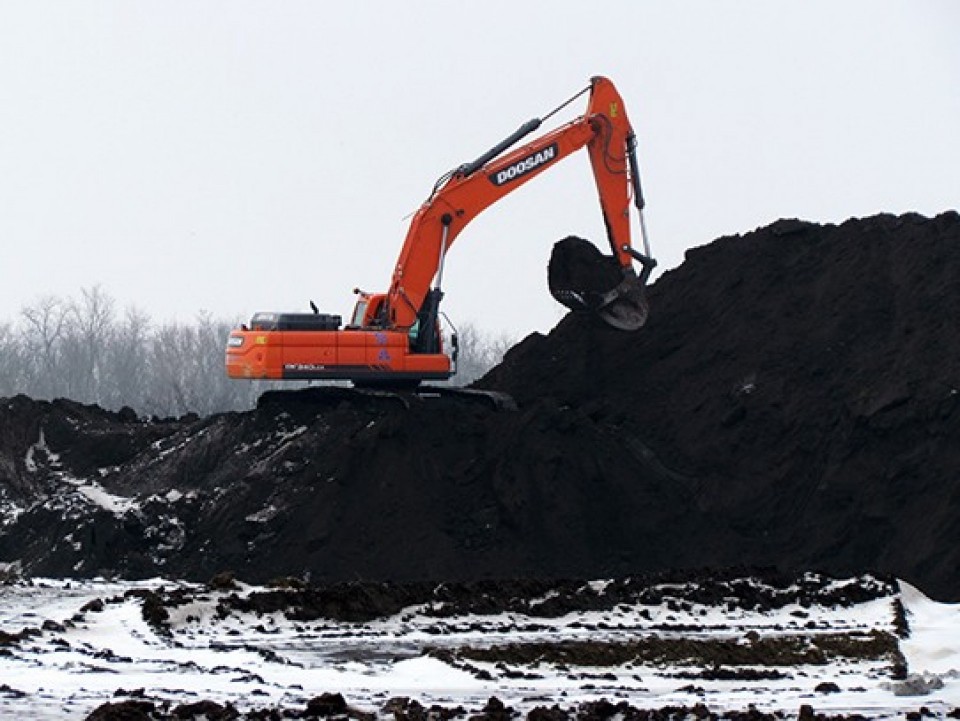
<box><xmin>900</xmin><ymin>581</ymin><xmax>960</xmax><ymax>676</ymax></box>
<box><xmin>1</xmin><ymin>500</ymin><xmax>25</xmax><ymax>527</ymax></box>
<box><xmin>275</xmin><ymin>425</ymin><xmax>308</xmax><ymax>442</ymax></box>
<box><xmin>62</xmin><ymin>476</ymin><xmax>138</xmax><ymax>515</ymax></box>
<box><xmin>24</xmin><ymin>428</ymin><xmax>59</xmax><ymax>472</ymax></box>
<box><xmin>245</xmin><ymin>505</ymin><xmax>278</xmax><ymax>523</ymax></box>
<box><xmin>586</xmin><ymin>579</ymin><xmax>612</xmax><ymax>594</ymax></box>
<box><xmin>151</xmin><ymin>436</ymin><xmax>192</xmax><ymax>463</ymax></box>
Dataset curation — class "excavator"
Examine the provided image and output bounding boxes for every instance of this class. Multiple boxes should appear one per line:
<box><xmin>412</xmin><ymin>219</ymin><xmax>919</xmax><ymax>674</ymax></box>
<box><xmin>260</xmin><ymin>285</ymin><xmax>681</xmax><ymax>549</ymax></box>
<box><xmin>225</xmin><ymin>76</ymin><xmax>656</xmax><ymax>386</ymax></box>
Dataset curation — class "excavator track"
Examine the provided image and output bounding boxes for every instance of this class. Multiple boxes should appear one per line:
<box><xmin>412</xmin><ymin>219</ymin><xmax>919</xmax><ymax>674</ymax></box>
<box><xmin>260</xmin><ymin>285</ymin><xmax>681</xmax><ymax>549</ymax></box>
<box><xmin>417</xmin><ymin>385</ymin><xmax>517</xmax><ymax>411</ymax></box>
<box><xmin>257</xmin><ymin>385</ymin><xmax>516</xmax><ymax>412</ymax></box>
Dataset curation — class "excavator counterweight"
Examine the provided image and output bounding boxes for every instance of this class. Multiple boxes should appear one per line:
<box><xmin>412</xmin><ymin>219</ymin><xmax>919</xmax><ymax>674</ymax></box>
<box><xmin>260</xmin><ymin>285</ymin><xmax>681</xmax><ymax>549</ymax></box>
<box><xmin>225</xmin><ymin>76</ymin><xmax>656</xmax><ymax>385</ymax></box>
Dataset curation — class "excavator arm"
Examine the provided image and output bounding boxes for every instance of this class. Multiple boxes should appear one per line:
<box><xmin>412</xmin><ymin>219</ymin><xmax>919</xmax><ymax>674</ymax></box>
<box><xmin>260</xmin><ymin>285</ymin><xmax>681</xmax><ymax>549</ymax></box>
<box><xmin>384</xmin><ymin>76</ymin><xmax>655</xmax><ymax>333</ymax></box>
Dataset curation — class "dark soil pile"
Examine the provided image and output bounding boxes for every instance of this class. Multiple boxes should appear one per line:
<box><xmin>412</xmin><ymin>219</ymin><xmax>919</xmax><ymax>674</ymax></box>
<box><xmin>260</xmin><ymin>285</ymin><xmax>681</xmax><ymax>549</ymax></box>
<box><xmin>1</xmin><ymin>211</ymin><xmax>958</xmax><ymax>599</ymax></box>
<box><xmin>481</xmin><ymin>211</ymin><xmax>960</xmax><ymax>598</ymax></box>
<box><xmin>0</xmin><ymin>387</ymin><xmax>713</xmax><ymax>583</ymax></box>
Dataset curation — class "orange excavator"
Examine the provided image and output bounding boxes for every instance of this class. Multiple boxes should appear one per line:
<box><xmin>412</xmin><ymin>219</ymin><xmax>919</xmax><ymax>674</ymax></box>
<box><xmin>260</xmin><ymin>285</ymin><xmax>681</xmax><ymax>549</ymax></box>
<box><xmin>225</xmin><ymin>76</ymin><xmax>656</xmax><ymax>386</ymax></box>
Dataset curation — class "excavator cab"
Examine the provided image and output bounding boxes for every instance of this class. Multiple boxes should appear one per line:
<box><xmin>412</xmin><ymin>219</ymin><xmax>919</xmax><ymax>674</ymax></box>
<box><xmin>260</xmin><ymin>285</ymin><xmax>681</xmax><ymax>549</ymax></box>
<box><xmin>348</xmin><ymin>291</ymin><xmax>389</xmax><ymax>329</ymax></box>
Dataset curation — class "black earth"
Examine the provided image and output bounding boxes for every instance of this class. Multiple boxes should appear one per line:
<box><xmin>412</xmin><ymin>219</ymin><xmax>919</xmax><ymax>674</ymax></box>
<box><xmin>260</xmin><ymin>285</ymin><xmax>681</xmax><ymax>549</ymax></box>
<box><xmin>0</xmin><ymin>211</ymin><xmax>958</xmax><ymax>601</ymax></box>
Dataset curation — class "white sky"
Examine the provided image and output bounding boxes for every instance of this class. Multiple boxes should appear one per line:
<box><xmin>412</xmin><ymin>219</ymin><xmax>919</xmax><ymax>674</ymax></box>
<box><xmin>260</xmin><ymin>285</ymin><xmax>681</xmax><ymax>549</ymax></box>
<box><xmin>1</xmin><ymin>1</ymin><xmax>957</xmax><ymax>338</ymax></box>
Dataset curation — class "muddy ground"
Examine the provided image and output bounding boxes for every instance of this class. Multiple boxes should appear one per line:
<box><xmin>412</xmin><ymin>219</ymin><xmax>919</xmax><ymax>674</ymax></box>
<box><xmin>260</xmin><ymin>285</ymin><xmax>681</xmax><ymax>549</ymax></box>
<box><xmin>0</xmin><ymin>211</ymin><xmax>958</xmax><ymax>601</ymax></box>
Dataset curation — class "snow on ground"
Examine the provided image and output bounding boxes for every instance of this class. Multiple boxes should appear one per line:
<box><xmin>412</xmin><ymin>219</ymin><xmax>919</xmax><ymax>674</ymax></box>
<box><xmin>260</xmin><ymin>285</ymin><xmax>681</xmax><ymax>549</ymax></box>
<box><xmin>19</xmin><ymin>426</ymin><xmax>142</xmax><ymax>520</ymax></box>
<box><xmin>60</xmin><ymin>476</ymin><xmax>139</xmax><ymax>515</ymax></box>
<box><xmin>0</xmin><ymin>576</ymin><xmax>958</xmax><ymax>719</ymax></box>
<box><xmin>900</xmin><ymin>581</ymin><xmax>960</xmax><ymax>676</ymax></box>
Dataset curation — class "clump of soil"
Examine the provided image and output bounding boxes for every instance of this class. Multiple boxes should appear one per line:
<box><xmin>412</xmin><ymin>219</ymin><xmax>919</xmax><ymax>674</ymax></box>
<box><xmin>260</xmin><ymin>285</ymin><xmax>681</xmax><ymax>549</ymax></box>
<box><xmin>548</xmin><ymin>235</ymin><xmax>624</xmax><ymax>297</ymax></box>
<box><xmin>83</xmin><ymin>694</ymin><xmax>955</xmax><ymax>721</ymax></box>
<box><xmin>1</xmin><ymin>212</ymin><xmax>959</xmax><ymax>600</ymax></box>
<box><xmin>432</xmin><ymin>630</ymin><xmax>900</xmax><ymax>668</ymax></box>
<box><xmin>200</xmin><ymin>570</ymin><xmax>892</xmax><ymax>624</ymax></box>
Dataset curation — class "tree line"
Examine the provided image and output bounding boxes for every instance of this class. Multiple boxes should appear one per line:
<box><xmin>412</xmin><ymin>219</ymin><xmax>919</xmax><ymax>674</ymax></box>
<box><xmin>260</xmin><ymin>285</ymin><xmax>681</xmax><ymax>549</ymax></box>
<box><xmin>0</xmin><ymin>286</ymin><xmax>514</xmax><ymax>418</ymax></box>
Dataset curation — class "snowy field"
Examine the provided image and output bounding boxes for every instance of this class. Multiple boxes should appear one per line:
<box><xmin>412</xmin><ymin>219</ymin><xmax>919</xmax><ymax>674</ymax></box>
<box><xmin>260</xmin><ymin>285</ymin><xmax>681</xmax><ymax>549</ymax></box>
<box><xmin>0</xmin><ymin>575</ymin><xmax>958</xmax><ymax>719</ymax></box>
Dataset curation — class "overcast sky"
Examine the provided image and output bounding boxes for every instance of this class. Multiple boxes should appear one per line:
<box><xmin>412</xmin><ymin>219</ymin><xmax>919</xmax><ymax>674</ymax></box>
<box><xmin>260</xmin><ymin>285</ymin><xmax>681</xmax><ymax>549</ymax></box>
<box><xmin>1</xmin><ymin>1</ymin><xmax>957</xmax><ymax>339</ymax></box>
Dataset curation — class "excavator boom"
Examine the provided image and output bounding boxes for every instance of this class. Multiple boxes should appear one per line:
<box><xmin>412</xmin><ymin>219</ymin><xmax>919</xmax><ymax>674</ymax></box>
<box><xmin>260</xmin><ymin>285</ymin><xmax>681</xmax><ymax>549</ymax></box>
<box><xmin>225</xmin><ymin>76</ymin><xmax>655</xmax><ymax>384</ymax></box>
<box><xmin>386</xmin><ymin>76</ymin><xmax>654</xmax><ymax>332</ymax></box>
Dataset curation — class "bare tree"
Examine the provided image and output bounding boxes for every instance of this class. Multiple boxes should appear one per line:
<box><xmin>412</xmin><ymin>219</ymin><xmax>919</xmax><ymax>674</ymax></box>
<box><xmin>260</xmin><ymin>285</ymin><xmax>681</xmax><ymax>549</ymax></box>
<box><xmin>103</xmin><ymin>305</ymin><xmax>152</xmax><ymax>411</ymax></box>
<box><xmin>0</xmin><ymin>322</ymin><xmax>28</xmax><ymax>397</ymax></box>
<box><xmin>143</xmin><ymin>321</ymin><xmax>196</xmax><ymax>417</ymax></box>
<box><xmin>448</xmin><ymin>321</ymin><xmax>516</xmax><ymax>386</ymax></box>
<box><xmin>194</xmin><ymin>312</ymin><xmax>261</xmax><ymax>414</ymax></box>
<box><xmin>59</xmin><ymin>285</ymin><xmax>116</xmax><ymax>404</ymax></box>
<box><xmin>19</xmin><ymin>295</ymin><xmax>68</xmax><ymax>400</ymax></box>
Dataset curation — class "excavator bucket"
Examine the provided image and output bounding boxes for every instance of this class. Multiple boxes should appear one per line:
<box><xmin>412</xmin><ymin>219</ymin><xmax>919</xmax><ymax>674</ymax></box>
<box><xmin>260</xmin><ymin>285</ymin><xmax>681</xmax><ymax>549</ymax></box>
<box><xmin>548</xmin><ymin>236</ymin><xmax>649</xmax><ymax>331</ymax></box>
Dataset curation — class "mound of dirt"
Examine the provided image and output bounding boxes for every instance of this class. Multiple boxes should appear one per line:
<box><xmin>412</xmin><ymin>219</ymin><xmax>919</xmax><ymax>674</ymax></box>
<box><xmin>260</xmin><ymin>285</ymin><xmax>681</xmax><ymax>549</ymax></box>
<box><xmin>0</xmin><ymin>387</ymin><xmax>714</xmax><ymax>583</ymax></box>
<box><xmin>480</xmin><ymin>211</ymin><xmax>960</xmax><ymax>598</ymax></box>
<box><xmin>1</xmin><ymin>211</ymin><xmax>958</xmax><ymax>599</ymax></box>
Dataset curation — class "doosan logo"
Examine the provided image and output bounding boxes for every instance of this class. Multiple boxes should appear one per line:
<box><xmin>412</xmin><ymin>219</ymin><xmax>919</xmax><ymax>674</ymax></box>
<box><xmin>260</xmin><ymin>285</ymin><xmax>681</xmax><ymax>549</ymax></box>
<box><xmin>490</xmin><ymin>144</ymin><xmax>559</xmax><ymax>186</ymax></box>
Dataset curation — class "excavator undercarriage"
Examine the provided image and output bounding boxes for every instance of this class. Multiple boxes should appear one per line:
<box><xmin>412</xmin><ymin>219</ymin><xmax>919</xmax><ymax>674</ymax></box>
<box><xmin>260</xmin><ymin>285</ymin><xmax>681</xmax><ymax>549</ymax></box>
<box><xmin>257</xmin><ymin>384</ymin><xmax>517</xmax><ymax>412</ymax></box>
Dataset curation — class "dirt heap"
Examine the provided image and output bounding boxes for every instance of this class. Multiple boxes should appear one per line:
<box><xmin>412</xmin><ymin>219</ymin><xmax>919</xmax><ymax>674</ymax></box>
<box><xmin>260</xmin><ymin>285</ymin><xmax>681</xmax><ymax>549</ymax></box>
<box><xmin>481</xmin><ymin>211</ymin><xmax>960</xmax><ymax>597</ymax></box>
<box><xmin>0</xmin><ymin>388</ymin><xmax>714</xmax><ymax>584</ymax></box>
<box><xmin>1</xmin><ymin>211</ymin><xmax>958</xmax><ymax>599</ymax></box>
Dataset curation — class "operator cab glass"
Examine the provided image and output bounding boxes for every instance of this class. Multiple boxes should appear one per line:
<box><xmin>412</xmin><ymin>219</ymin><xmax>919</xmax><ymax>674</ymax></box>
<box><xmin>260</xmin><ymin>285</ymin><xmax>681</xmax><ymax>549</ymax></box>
<box><xmin>350</xmin><ymin>300</ymin><xmax>367</xmax><ymax>327</ymax></box>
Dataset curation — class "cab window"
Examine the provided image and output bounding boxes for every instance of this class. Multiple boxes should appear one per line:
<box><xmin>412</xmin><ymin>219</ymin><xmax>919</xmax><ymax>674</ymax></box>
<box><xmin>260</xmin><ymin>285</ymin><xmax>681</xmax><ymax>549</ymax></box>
<box><xmin>350</xmin><ymin>300</ymin><xmax>367</xmax><ymax>327</ymax></box>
